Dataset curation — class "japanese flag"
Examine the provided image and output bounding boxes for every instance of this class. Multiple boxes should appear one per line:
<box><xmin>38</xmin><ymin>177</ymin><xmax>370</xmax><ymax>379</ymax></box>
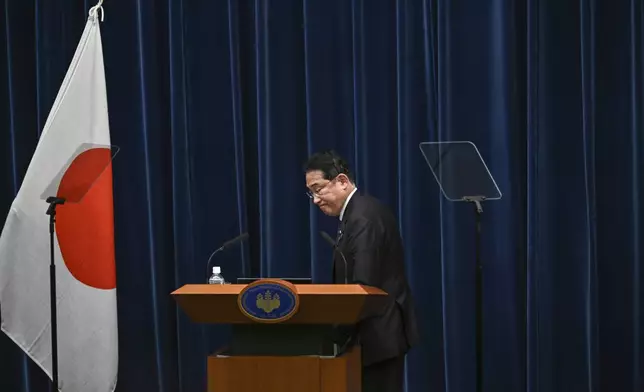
<box><xmin>0</xmin><ymin>10</ymin><xmax>118</xmax><ymax>392</ymax></box>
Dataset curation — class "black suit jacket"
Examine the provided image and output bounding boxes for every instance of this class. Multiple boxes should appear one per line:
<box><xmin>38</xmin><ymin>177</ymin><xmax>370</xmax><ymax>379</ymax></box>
<box><xmin>332</xmin><ymin>192</ymin><xmax>420</xmax><ymax>366</ymax></box>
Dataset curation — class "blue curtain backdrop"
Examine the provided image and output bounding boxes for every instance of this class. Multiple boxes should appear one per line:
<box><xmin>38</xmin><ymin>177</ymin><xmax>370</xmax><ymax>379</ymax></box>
<box><xmin>1</xmin><ymin>0</ymin><xmax>643</xmax><ymax>391</ymax></box>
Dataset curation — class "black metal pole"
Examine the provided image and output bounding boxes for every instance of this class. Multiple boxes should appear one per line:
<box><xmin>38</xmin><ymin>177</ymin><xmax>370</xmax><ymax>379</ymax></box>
<box><xmin>49</xmin><ymin>213</ymin><xmax>58</xmax><ymax>390</ymax></box>
<box><xmin>46</xmin><ymin>197</ymin><xmax>65</xmax><ymax>391</ymax></box>
<box><xmin>474</xmin><ymin>200</ymin><xmax>482</xmax><ymax>392</ymax></box>
<box><xmin>464</xmin><ymin>196</ymin><xmax>484</xmax><ymax>392</ymax></box>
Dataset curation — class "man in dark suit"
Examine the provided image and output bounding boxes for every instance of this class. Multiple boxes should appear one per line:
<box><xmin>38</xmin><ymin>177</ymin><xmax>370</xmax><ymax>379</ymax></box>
<box><xmin>304</xmin><ymin>150</ymin><xmax>420</xmax><ymax>392</ymax></box>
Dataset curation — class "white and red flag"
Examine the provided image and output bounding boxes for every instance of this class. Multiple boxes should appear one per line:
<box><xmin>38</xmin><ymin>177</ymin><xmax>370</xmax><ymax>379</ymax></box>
<box><xmin>0</xmin><ymin>7</ymin><xmax>118</xmax><ymax>392</ymax></box>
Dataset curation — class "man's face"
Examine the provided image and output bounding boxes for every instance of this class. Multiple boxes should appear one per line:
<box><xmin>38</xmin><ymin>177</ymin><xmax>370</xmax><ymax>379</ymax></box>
<box><xmin>305</xmin><ymin>170</ymin><xmax>350</xmax><ymax>216</ymax></box>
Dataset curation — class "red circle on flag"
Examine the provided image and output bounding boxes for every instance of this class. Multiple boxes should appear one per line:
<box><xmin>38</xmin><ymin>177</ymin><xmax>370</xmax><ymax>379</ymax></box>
<box><xmin>56</xmin><ymin>147</ymin><xmax>117</xmax><ymax>290</ymax></box>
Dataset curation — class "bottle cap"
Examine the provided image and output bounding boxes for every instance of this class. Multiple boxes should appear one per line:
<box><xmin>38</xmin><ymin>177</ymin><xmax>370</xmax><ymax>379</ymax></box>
<box><xmin>213</xmin><ymin>266</ymin><xmax>221</xmax><ymax>274</ymax></box>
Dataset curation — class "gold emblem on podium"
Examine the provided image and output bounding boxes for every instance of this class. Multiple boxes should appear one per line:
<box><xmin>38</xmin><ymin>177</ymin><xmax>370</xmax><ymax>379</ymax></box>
<box><xmin>256</xmin><ymin>290</ymin><xmax>280</xmax><ymax>313</ymax></box>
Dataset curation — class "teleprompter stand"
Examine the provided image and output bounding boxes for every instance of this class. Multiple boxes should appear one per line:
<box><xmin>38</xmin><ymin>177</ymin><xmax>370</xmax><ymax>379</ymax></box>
<box><xmin>419</xmin><ymin>141</ymin><xmax>502</xmax><ymax>392</ymax></box>
<box><xmin>40</xmin><ymin>143</ymin><xmax>118</xmax><ymax>390</ymax></box>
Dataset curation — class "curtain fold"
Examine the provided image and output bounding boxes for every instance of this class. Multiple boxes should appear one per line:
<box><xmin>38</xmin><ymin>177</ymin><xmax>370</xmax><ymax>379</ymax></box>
<box><xmin>1</xmin><ymin>1</ymin><xmax>642</xmax><ymax>391</ymax></box>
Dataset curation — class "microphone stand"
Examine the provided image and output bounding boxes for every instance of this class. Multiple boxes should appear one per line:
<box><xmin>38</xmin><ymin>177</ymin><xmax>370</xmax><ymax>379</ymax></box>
<box><xmin>319</xmin><ymin>230</ymin><xmax>352</xmax><ymax>356</ymax></box>
<box><xmin>334</xmin><ymin>245</ymin><xmax>349</xmax><ymax>285</ymax></box>
<box><xmin>318</xmin><ymin>231</ymin><xmax>348</xmax><ymax>284</ymax></box>
<box><xmin>205</xmin><ymin>233</ymin><xmax>249</xmax><ymax>282</ymax></box>
<box><xmin>45</xmin><ymin>196</ymin><xmax>66</xmax><ymax>390</ymax></box>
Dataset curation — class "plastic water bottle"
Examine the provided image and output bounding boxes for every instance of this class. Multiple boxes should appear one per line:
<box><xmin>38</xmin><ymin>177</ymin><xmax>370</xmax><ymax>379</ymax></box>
<box><xmin>208</xmin><ymin>266</ymin><xmax>226</xmax><ymax>285</ymax></box>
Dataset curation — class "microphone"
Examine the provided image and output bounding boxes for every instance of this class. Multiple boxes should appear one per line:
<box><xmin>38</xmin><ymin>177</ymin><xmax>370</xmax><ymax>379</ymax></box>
<box><xmin>206</xmin><ymin>232</ymin><xmax>249</xmax><ymax>281</ymax></box>
<box><xmin>319</xmin><ymin>231</ymin><xmax>348</xmax><ymax>284</ymax></box>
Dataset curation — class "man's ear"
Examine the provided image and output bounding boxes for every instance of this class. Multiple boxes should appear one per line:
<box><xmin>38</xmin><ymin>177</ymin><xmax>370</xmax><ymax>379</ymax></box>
<box><xmin>336</xmin><ymin>174</ymin><xmax>350</xmax><ymax>187</ymax></box>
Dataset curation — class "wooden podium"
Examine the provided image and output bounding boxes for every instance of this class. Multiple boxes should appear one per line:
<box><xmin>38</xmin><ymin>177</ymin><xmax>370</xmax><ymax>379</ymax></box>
<box><xmin>171</xmin><ymin>279</ymin><xmax>387</xmax><ymax>392</ymax></box>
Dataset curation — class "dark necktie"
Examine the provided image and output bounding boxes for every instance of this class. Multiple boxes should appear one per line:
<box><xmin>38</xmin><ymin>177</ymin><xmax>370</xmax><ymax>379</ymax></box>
<box><xmin>332</xmin><ymin>223</ymin><xmax>344</xmax><ymax>283</ymax></box>
<box><xmin>335</xmin><ymin>223</ymin><xmax>343</xmax><ymax>244</ymax></box>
